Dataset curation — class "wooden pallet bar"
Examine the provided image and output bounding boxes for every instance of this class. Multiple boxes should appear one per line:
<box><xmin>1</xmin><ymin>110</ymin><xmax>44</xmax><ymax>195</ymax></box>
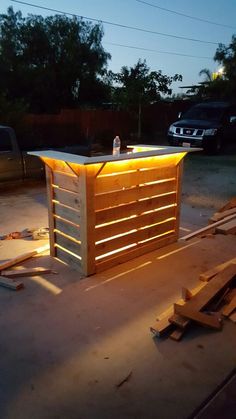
<box><xmin>29</xmin><ymin>145</ymin><xmax>199</xmax><ymax>276</ymax></box>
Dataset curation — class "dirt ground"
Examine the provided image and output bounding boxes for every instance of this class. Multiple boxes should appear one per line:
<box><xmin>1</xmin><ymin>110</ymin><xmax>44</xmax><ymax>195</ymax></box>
<box><xmin>0</xmin><ymin>150</ymin><xmax>236</xmax><ymax>419</ymax></box>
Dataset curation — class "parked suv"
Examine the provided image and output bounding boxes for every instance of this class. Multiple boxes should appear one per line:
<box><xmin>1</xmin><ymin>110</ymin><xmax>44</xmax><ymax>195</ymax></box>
<box><xmin>168</xmin><ymin>101</ymin><xmax>236</xmax><ymax>153</ymax></box>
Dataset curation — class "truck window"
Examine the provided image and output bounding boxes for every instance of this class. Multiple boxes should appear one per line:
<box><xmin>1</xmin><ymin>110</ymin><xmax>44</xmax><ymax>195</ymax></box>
<box><xmin>0</xmin><ymin>130</ymin><xmax>12</xmax><ymax>152</ymax></box>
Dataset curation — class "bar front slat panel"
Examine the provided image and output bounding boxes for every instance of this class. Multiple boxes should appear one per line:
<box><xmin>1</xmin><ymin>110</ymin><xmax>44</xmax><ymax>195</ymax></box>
<box><xmin>95</xmin><ymin>205</ymin><xmax>176</xmax><ymax>242</ymax></box>
<box><xmin>96</xmin><ymin>219</ymin><xmax>175</xmax><ymax>258</ymax></box>
<box><xmin>95</xmin><ymin>166</ymin><xmax>176</xmax><ymax>194</ymax></box>
<box><xmin>94</xmin><ymin>160</ymin><xmax>179</xmax><ymax>266</ymax></box>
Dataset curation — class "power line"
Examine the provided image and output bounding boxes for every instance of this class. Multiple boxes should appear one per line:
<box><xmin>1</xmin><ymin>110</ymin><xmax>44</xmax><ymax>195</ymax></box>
<box><xmin>135</xmin><ymin>0</ymin><xmax>236</xmax><ymax>30</ymax></box>
<box><xmin>10</xmin><ymin>0</ymin><xmax>220</xmax><ymax>45</ymax></box>
<box><xmin>105</xmin><ymin>41</ymin><xmax>212</xmax><ymax>60</ymax></box>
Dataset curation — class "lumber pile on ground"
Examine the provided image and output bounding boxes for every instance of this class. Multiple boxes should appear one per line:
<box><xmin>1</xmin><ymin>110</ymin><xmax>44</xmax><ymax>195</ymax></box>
<box><xmin>0</xmin><ymin>244</ymin><xmax>51</xmax><ymax>291</ymax></box>
<box><xmin>150</xmin><ymin>260</ymin><xmax>236</xmax><ymax>341</ymax></box>
<box><xmin>181</xmin><ymin>197</ymin><xmax>236</xmax><ymax>241</ymax></box>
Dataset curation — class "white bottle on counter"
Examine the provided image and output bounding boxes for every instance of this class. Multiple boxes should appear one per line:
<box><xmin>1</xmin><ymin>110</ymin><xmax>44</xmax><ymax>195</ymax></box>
<box><xmin>113</xmin><ymin>135</ymin><xmax>121</xmax><ymax>156</ymax></box>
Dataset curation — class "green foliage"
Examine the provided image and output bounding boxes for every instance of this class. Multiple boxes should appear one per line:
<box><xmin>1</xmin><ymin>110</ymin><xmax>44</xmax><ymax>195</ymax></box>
<box><xmin>0</xmin><ymin>7</ymin><xmax>111</xmax><ymax>112</ymax></box>
<box><xmin>110</xmin><ymin>59</ymin><xmax>182</xmax><ymax>137</ymax></box>
<box><xmin>111</xmin><ymin>59</ymin><xmax>182</xmax><ymax>109</ymax></box>
<box><xmin>214</xmin><ymin>35</ymin><xmax>236</xmax><ymax>98</ymax></box>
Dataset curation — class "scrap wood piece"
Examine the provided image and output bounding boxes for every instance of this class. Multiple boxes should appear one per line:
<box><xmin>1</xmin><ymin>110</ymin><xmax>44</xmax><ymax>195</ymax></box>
<box><xmin>218</xmin><ymin>197</ymin><xmax>236</xmax><ymax>213</ymax></box>
<box><xmin>229</xmin><ymin>311</ymin><xmax>236</xmax><ymax>323</ymax></box>
<box><xmin>150</xmin><ymin>282</ymin><xmax>206</xmax><ymax>337</ymax></box>
<box><xmin>174</xmin><ymin>304</ymin><xmax>222</xmax><ymax>329</ymax></box>
<box><xmin>0</xmin><ymin>276</ymin><xmax>24</xmax><ymax>291</ymax></box>
<box><xmin>169</xmin><ymin>327</ymin><xmax>186</xmax><ymax>341</ymax></box>
<box><xmin>222</xmin><ymin>295</ymin><xmax>236</xmax><ymax>317</ymax></box>
<box><xmin>0</xmin><ymin>244</ymin><xmax>49</xmax><ymax>272</ymax></box>
<box><xmin>169</xmin><ymin>313</ymin><xmax>190</xmax><ymax>329</ymax></box>
<box><xmin>173</xmin><ymin>265</ymin><xmax>236</xmax><ymax>325</ymax></box>
<box><xmin>209</xmin><ymin>207</ymin><xmax>236</xmax><ymax>224</ymax></box>
<box><xmin>216</xmin><ymin>220</ymin><xmax>236</xmax><ymax>235</ymax></box>
<box><xmin>182</xmin><ymin>287</ymin><xmax>193</xmax><ymax>301</ymax></box>
<box><xmin>180</xmin><ymin>213</ymin><xmax>236</xmax><ymax>241</ymax></box>
<box><xmin>183</xmin><ymin>265</ymin><xmax>236</xmax><ymax>310</ymax></box>
<box><xmin>150</xmin><ymin>308</ymin><xmax>174</xmax><ymax>337</ymax></box>
<box><xmin>1</xmin><ymin>267</ymin><xmax>55</xmax><ymax>278</ymax></box>
<box><xmin>199</xmin><ymin>258</ymin><xmax>236</xmax><ymax>282</ymax></box>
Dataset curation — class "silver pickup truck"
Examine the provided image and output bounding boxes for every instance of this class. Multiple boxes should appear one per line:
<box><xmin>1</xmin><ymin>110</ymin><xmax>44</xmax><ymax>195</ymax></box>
<box><xmin>0</xmin><ymin>125</ymin><xmax>44</xmax><ymax>182</ymax></box>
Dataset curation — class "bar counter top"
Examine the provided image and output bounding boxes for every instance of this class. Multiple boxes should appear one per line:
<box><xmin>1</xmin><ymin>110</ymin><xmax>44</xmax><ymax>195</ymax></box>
<box><xmin>29</xmin><ymin>144</ymin><xmax>201</xmax><ymax>166</ymax></box>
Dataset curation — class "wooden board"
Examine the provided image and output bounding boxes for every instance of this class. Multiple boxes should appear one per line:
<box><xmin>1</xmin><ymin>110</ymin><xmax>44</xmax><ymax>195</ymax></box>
<box><xmin>180</xmin><ymin>214</ymin><xmax>236</xmax><ymax>241</ymax></box>
<box><xmin>95</xmin><ymin>192</ymin><xmax>176</xmax><ymax>225</ymax></box>
<box><xmin>209</xmin><ymin>207</ymin><xmax>236</xmax><ymax>223</ymax></box>
<box><xmin>174</xmin><ymin>264</ymin><xmax>236</xmax><ymax>316</ymax></box>
<box><xmin>95</xmin><ymin>219</ymin><xmax>175</xmax><ymax>258</ymax></box>
<box><xmin>169</xmin><ymin>328</ymin><xmax>186</xmax><ymax>341</ymax></box>
<box><xmin>0</xmin><ymin>244</ymin><xmax>49</xmax><ymax>271</ymax></box>
<box><xmin>222</xmin><ymin>295</ymin><xmax>236</xmax><ymax>317</ymax></box>
<box><xmin>1</xmin><ymin>267</ymin><xmax>53</xmax><ymax>278</ymax></box>
<box><xmin>53</xmin><ymin>187</ymin><xmax>81</xmax><ymax>210</ymax></box>
<box><xmin>53</xmin><ymin>171</ymin><xmax>80</xmax><ymax>193</ymax></box>
<box><xmin>95</xmin><ymin>206</ymin><xmax>176</xmax><ymax>242</ymax></box>
<box><xmin>54</xmin><ymin>217</ymin><xmax>80</xmax><ymax>241</ymax></box>
<box><xmin>150</xmin><ymin>281</ymin><xmax>206</xmax><ymax>337</ymax></box>
<box><xmin>174</xmin><ymin>304</ymin><xmax>222</xmax><ymax>329</ymax></box>
<box><xmin>216</xmin><ymin>220</ymin><xmax>236</xmax><ymax>235</ymax></box>
<box><xmin>0</xmin><ymin>276</ymin><xmax>24</xmax><ymax>290</ymax></box>
<box><xmin>95</xmin><ymin>179</ymin><xmax>176</xmax><ymax>211</ymax></box>
<box><xmin>95</xmin><ymin>166</ymin><xmax>176</xmax><ymax>194</ymax></box>
<box><xmin>199</xmin><ymin>258</ymin><xmax>236</xmax><ymax>282</ymax></box>
<box><xmin>54</xmin><ymin>202</ymin><xmax>80</xmax><ymax>225</ymax></box>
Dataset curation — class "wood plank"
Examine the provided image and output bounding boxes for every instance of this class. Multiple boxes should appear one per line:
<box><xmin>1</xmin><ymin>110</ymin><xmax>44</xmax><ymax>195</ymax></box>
<box><xmin>174</xmin><ymin>264</ymin><xmax>236</xmax><ymax>315</ymax></box>
<box><xmin>199</xmin><ymin>258</ymin><xmax>236</xmax><ymax>282</ymax></box>
<box><xmin>54</xmin><ymin>217</ymin><xmax>80</xmax><ymax>240</ymax></box>
<box><xmin>54</xmin><ymin>202</ymin><xmax>80</xmax><ymax>225</ymax></box>
<box><xmin>96</xmin><ymin>192</ymin><xmax>176</xmax><ymax>225</ymax></box>
<box><xmin>169</xmin><ymin>313</ymin><xmax>189</xmax><ymax>329</ymax></box>
<box><xmin>1</xmin><ymin>267</ymin><xmax>54</xmax><ymax>278</ymax></box>
<box><xmin>95</xmin><ymin>179</ymin><xmax>176</xmax><ymax>210</ymax></box>
<box><xmin>169</xmin><ymin>328</ymin><xmax>186</xmax><ymax>341</ymax></box>
<box><xmin>96</xmin><ymin>234</ymin><xmax>176</xmax><ymax>273</ymax></box>
<box><xmin>96</xmin><ymin>219</ymin><xmax>175</xmax><ymax>258</ymax></box>
<box><xmin>0</xmin><ymin>276</ymin><xmax>24</xmax><ymax>290</ymax></box>
<box><xmin>216</xmin><ymin>220</ymin><xmax>236</xmax><ymax>235</ymax></box>
<box><xmin>96</xmin><ymin>166</ymin><xmax>176</xmax><ymax>194</ymax></box>
<box><xmin>229</xmin><ymin>311</ymin><xmax>236</xmax><ymax>322</ymax></box>
<box><xmin>209</xmin><ymin>207</ymin><xmax>236</xmax><ymax>223</ymax></box>
<box><xmin>0</xmin><ymin>244</ymin><xmax>49</xmax><ymax>271</ymax></box>
<box><xmin>46</xmin><ymin>166</ymin><xmax>55</xmax><ymax>256</ymax></box>
<box><xmin>150</xmin><ymin>316</ymin><xmax>174</xmax><ymax>337</ymax></box>
<box><xmin>174</xmin><ymin>159</ymin><xmax>183</xmax><ymax>237</ymax></box>
<box><xmin>79</xmin><ymin>166</ymin><xmax>96</xmax><ymax>276</ymax></box>
<box><xmin>180</xmin><ymin>213</ymin><xmax>236</xmax><ymax>241</ymax></box>
<box><xmin>53</xmin><ymin>187</ymin><xmax>81</xmax><ymax>210</ymax></box>
<box><xmin>98</xmin><ymin>154</ymin><xmax>180</xmax><ymax>176</ymax></box>
<box><xmin>218</xmin><ymin>197</ymin><xmax>236</xmax><ymax>213</ymax></box>
<box><xmin>150</xmin><ymin>281</ymin><xmax>206</xmax><ymax>337</ymax></box>
<box><xmin>174</xmin><ymin>304</ymin><xmax>222</xmax><ymax>329</ymax></box>
<box><xmin>55</xmin><ymin>247</ymin><xmax>82</xmax><ymax>272</ymax></box>
<box><xmin>95</xmin><ymin>206</ymin><xmax>176</xmax><ymax>242</ymax></box>
<box><xmin>53</xmin><ymin>171</ymin><xmax>80</xmax><ymax>193</ymax></box>
<box><xmin>222</xmin><ymin>295</ymin><xmax>236</xmax><ymax>317</ymax></box>
<box><xmin>55</xmin><ymin>232</ymin><xmax>81</xmax><ymax>256</ymax></box>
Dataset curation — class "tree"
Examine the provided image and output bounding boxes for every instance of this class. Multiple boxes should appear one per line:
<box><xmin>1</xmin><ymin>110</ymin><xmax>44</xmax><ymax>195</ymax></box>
<box><xmin>214</xmin><ymin>35</ymin><xmax>236</xmax><ymax>99</ymax></box>
<box><xmin>110</xmin><ymin>60</ymin><xmax>182</xmax><ymax>138</ymax></box>
<box><xmin>0</xmin><ymin>7</ymin><xmax>111</xmax><ymax>112</ymax></box>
